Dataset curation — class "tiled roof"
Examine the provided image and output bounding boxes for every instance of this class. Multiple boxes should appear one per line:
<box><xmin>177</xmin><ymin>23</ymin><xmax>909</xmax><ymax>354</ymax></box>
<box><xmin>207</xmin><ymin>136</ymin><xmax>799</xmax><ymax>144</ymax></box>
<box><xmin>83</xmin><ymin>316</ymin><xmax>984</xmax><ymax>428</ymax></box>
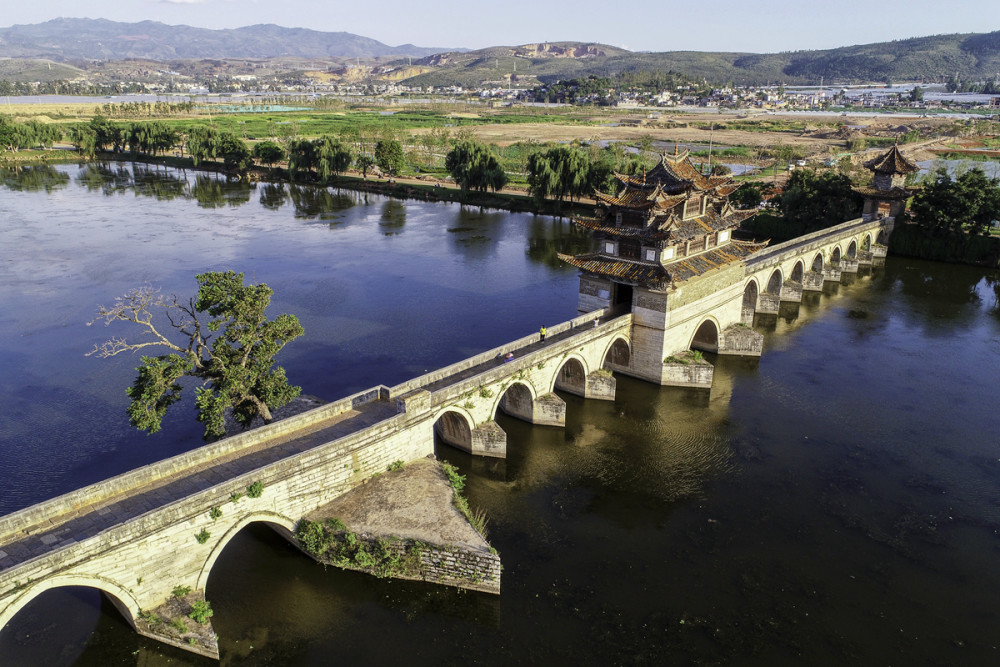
<box><xmin>573</xmin><ymin>217</ymin><xmax>648</xmax><ymax>238</ymax></box>
<box><xmin>713</xmin><ymin>183</ymin><xmax>741</xmax><ymax>197</ymax></box>
<box><xmin>666</xmin><ymin>240</ymin><xmax>768</xmax><ymax>283</ymax></box>
<box><xmin>863</xmin><ymin>145</ymin><xmax>919</xmax><ymax>174</ymax></box>
<box><xmin>594</xmin><ymin>188</ymin><xmax>657</xmax><ymax>209</ymax></box>
<box><xmin>557</xmin><ymin>253</ymin><xmax>670</xmax><ymax>289</ymax></box>
<box><xmin>852</xmin><ymin>185</ymin><xmax>915</xmax><ymax>200</ymax></box>
<box><xmin>573</xmin><ymin>204</ymin><xmax>757</xmax><ymax>244</ymax></box>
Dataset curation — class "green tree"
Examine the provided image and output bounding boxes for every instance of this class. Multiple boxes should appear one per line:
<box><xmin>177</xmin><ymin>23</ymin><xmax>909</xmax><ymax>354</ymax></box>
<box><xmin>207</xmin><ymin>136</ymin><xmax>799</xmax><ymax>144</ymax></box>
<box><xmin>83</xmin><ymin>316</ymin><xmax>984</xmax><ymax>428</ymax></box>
<box><xmin>444</xmin><ymin>140</ymin><xmax>507</xmax><ymax>197</ymax></box>
<box><xmin>87</xmin><ymin>271</ymin><xmax>304</xmax><ymax>438</ymax></box>
<box><xmin>778</xmin><ymin>169</ymin><xmax>862</xmax><ymax>233</ymax></box>
<box><xmin>0</xmin><ymin>116</ymin><xmax>34</xmax><ymax>152</ymax></box>
<box><xmin>252</xmin><ymin>140</ymin><xmax>285</xmax><ymax>172</ymax></box>
<box><xmin>526</xmin><ymin>146</ymin><xmax>595</xmax><ymax>205</ymax></box>
<box><xmin>731</xmin><ymin>180</ymin><xmax>767</xmax><ymax>209</ymax></box>
<box><xmin>910</xmin><ymin>167</ymin><xmax>1000</xmax><ymax>236</ymax></box>
<box><xmin>316</xmin><ymin>137</ymin><xmax>353</xmax><ymax>182</ymax></box>
<box><xmin>216</xmin><ymin>133</ymin><xmax>252</xmax><ymax>174</ymax></box>
<box><xmin>355</xmin><ymin>153</ymin><xmax>375</xmax><ymax>180</ymax></box>
<box><xmin>287</xmin><ymin>138</ymin><xmax>318</xmax><ymax>181</ymax></box>
<box><xmin>374</xmin><ymin>139</ymin><xmax>405</xmax><ymax>177</ymax></box>
<box><xmin>187</xmin><ymin>126</ymin><xmax>219</xmax><ymax>166</ymax></box>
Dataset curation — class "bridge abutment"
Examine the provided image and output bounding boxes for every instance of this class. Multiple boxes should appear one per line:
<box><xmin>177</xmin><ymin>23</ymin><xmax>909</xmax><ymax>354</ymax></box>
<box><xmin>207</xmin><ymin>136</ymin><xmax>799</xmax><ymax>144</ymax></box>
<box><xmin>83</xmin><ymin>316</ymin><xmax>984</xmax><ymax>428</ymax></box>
<box><xmin>718</xmin><ymin>324</ymin><xmax>764</xmax><ymax>356</ymax></box>
<box><xmin>471</xmin><ymin>421</ymin><xmax>507</xmax><ymax>458</ymax></box>
<box><xmin>803</xmin><ymin>270</ymin><xmax>825</xmax><ymax>291</ymax></box>
<box><xmin>532</xmin><ymin>393</ymin><xmax>567</xmax><ymax>427</ymax></box>
<box><xmin>758</xmin><ymin>293</ymin><xmax>781</xmax><ymax>314</ymax></box>
<box><xmin>780</xmin><ymin>280</ymin><xmax>803</xmax><ymax>303</ymax></box>
<box><xmin>585</xmin><ymin>371</ymin><xmax>617</xmax><ymax>401</ymax></box>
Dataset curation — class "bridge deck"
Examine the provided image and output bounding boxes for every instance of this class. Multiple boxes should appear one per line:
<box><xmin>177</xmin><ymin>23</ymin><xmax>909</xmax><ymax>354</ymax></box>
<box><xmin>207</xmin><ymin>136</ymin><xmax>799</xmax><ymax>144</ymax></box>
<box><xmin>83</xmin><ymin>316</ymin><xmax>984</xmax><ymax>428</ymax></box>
<box><xmin>0</xmin><ymin>400</ymin><xmax>399</xmax><ymax>573</ymax></box>
<box><xmin>417</xmin><ymin>311</ymin><xmax>623</xmax><ymax>396</ymax></box>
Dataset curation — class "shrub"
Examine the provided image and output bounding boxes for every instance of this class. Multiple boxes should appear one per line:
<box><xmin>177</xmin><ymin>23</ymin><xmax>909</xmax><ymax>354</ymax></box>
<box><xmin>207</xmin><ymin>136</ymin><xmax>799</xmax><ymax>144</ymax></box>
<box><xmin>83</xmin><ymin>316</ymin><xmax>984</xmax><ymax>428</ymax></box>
<box><xmin>247</xmin><ymin>481</ymin><xmax>264</xmax><ymax>498</ymax></box>
<box><xmin>189</xmin><ymin>599</ymin><xmax>214</xmax><ymax>625</ymax></box>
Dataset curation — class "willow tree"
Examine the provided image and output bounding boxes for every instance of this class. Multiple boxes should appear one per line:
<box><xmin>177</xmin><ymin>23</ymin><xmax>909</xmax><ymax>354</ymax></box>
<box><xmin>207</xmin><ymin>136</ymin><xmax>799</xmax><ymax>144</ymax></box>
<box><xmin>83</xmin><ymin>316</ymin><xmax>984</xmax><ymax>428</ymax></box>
<box><xmin>88</xmin><ymin>271</ymin><xmax>305</xmax><ymax>439</ymax></box>
<box><xmin>445</xmin><ymin>140</ymin><xmax>507</xmax><ymax>197</ymax></box>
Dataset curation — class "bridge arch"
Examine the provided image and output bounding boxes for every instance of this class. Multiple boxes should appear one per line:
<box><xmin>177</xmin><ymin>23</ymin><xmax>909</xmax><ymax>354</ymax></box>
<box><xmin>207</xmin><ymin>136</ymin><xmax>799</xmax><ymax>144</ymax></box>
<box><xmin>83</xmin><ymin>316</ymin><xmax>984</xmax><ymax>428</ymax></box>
<box><xmin>765</xmin><ymin>269</ymin><xmax>782</xmax><ymax>295</ymax></box>
<box><xmin>790</xmin><ymin>260</ymin><xmax>804</xmax><ymax>283</ymax></box>
<box><xmin>552</xmin><ymin>355</ymin><xmax>589</xmax><ymax>395</ymax></box>
<box><xmin>602</xmin><ymin>336</ymin><xmax>631</xmax><ymax>369</ymax></box>
<box><xmin>690</xmin><ymin>317</ymin><xmax>721</xmax><ymax>353</ymax></box>
<box><xmin>197</xmin><ymin>511</ymin><xmax>297</xmax><ymax>592</ymax></box>
<box><xmin>876</xmin><ymin>227</ymin><xmax>889</xmax><ymax>245</ymax></box>
<box><xmin>0</xmin><ymin>573</ymin><xmax>140</xmax><ymax>633</ymax></box>
<box><xmin>862</xmin><ymin>234</ymin><xmax>872</xmax><ymax>251</ymax></box>
<box><xmin>742</xmin><ymin>279</ymin><xmax>759</xmax><ymax>321</ymax></box>
<box><xmin>831</xmin><ymin>245</ymin><xmax>842</xmax><ymax>266</ymax></box>
<box><xmin>846</xmin><ymin>239</ymin><xmax>858</xmax><ymax>259</ymax></box>
<box><xmin>433</xmin><ymin>408</ymin><xmax>476</xmax><ymax>452</ymax></box>
<box><xmin>494</xmin><ymin>381</ymin><xmax>537</xmax><ymax>422</ymax></box>
<box><xmin>811</xmin><ymin>253</ymin><xmax>823</xmax><ymax>273</ymax></box>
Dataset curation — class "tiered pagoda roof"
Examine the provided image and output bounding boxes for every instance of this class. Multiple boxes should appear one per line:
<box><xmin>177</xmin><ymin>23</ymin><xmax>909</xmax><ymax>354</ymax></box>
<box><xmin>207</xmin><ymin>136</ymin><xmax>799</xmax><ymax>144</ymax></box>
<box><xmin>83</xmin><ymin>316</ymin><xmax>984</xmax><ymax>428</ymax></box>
<box><xmin>862</xmin><ymin>145</ymin><xmax>919</xmax><ymax>175</ymax></box>
<box><xmin>854</xmin><ymin>145</ymin><xmax>919</xmax><ymax>201</ymax></box>
<box><xmin>559</xmin><ymin>149</ymin><xmax>763</xmax><ymax>290</ymax></box>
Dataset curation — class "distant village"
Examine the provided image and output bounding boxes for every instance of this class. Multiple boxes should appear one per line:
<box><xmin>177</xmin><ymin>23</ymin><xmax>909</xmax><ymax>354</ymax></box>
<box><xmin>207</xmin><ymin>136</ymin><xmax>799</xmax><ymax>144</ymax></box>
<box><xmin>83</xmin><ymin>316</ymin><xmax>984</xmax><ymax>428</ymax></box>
<box><xmin>4</xmin><ymin>67</ymin><xmax>1000</xmax><ymax>114</ymax></box>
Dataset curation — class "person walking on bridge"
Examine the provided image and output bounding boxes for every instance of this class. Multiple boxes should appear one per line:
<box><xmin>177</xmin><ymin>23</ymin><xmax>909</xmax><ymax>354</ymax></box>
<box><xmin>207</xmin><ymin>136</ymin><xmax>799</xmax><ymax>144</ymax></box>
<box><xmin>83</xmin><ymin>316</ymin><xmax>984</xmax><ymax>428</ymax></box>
<box><xmin>540</xmin><ymin>325</ymin><xmax>547</xmax><ymax>341</ymax></box>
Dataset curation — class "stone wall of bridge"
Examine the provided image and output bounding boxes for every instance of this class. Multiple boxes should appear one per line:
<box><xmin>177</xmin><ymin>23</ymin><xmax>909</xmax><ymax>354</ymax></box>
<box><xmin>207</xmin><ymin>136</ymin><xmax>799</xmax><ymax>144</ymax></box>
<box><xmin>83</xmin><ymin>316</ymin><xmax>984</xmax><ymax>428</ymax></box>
<box><xmin>0</xmin><ymin>389</ymin><xmax>436</xmax><ymax>658</ymax></box>
<box><xmin>425</xmin><ymin>314</ymin><xmax>632</xmax><ymax>459</ymax></box>
<box><xmin>742</xmin><ymin>218</ymin><xmax>886</xmax><ymax>322</ymax></box>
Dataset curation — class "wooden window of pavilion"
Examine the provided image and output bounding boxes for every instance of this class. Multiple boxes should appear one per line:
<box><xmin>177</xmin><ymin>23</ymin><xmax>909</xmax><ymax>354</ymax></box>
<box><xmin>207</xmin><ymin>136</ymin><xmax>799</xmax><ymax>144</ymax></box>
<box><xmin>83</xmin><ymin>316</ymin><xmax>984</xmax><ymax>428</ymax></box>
<box><xmin>684</xmin><ymin>198</ymin><xmax>700</xmax><ymax>219</ymax></box>
<box><xmin>619</xmin><ymin>239</ymin><xmax>641</xmax><ymax>260</ymax></box>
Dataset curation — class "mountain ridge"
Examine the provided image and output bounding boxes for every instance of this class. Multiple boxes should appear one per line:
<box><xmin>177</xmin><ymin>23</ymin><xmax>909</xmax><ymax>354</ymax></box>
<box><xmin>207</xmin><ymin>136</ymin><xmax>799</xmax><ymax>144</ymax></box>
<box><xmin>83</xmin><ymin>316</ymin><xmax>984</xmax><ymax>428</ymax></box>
<box><xmin>1</xmin><ymin>19</ymin><xmax>999</xmax><ymax>87</ymax></box>
<box><xmin>0</xmin><ymin>17</ymin><xmax>461</xmax><ymax>60</ymax></box>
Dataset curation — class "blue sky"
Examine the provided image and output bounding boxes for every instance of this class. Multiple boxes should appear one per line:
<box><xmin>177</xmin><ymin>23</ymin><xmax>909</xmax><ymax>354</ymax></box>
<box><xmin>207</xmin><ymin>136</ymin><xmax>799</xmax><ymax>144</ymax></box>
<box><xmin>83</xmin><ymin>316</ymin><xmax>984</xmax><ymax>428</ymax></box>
<box><xmin>4</xmin><ymin>0</ymin><xmax>1000</xmax><ymax>53</ymax></box>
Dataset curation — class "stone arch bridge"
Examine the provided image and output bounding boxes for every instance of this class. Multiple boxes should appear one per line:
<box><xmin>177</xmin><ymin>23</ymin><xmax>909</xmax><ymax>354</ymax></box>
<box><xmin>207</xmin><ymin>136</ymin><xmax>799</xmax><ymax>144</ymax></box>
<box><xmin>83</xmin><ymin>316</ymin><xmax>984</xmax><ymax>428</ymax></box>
<box><xmin>0</xmin><ymin>216</ymin><xmax>890</xmax><ymax>659</ymax></box>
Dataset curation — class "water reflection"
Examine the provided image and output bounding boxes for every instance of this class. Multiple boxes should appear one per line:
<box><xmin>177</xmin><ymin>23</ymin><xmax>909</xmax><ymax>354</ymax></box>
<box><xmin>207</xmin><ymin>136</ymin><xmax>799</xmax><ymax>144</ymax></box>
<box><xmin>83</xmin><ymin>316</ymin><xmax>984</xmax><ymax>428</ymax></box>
<box><xmin>191</xmin><ymin>175</ymin><xmax>254</xmax><ymax>209</ymax></box>
<box><xmin>379</xmin><ymin>199</ymin><xmax>406</xmax><ymax>234</ymax></box>
<box><xmin>0</xmin><ymin>165</ymin><xmax>70</xmax><ymax>192</ymax></box>
<box><xmin>131</xmin><ymin>165</ymin><xmax>189</xmax><ymax>201</ymax></box>
<box><xmin>445</xmin><ymin>206</ymin><xmax>510</xmax><ymax>261</ymax></box>
<box><xmin>258</xmin><ymin>182</ymin><xmax>288</xmax><ymax>210</ymax></box>
<box><xmin>76</xmin><ymin>163</ymin><xmax>133</xmax><ymax>195</ymax></box>
<box><xmin>288</xmin><ymin>185</ymin><xmax>357</xmax><ymax>221</ymax></box>
<box><xmin>526</xmin><ymin>217</ymin><xmax>594</xmax><ymax>269</ymax></box>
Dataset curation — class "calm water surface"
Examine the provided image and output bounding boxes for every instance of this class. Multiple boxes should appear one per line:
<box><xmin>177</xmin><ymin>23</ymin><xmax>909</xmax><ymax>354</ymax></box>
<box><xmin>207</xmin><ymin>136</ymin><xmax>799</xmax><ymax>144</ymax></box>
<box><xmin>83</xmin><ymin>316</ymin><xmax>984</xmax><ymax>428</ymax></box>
<box><xmin>1</xmin><ymin>164</ymin><xmax>999</xmax><ymax>665</ymax></box>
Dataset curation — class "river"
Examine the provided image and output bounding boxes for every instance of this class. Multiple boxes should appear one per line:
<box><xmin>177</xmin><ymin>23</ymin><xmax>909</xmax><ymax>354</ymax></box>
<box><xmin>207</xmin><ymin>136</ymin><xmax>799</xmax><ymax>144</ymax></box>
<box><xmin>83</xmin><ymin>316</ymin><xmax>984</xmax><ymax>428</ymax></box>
<box><xmin>1</xmin><ymin>164</ymin><xmax>999</xmax><ymax>665</ymax></box>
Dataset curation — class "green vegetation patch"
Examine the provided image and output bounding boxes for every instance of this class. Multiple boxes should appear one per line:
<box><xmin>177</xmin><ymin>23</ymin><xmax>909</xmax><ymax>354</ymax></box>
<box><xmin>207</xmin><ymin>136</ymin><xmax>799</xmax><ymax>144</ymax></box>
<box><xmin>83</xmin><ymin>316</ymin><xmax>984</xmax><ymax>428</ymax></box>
<box><xmin>295</xmin><ymin>518</ymin><xmax>424</xmax><ymax>579</ymax></box>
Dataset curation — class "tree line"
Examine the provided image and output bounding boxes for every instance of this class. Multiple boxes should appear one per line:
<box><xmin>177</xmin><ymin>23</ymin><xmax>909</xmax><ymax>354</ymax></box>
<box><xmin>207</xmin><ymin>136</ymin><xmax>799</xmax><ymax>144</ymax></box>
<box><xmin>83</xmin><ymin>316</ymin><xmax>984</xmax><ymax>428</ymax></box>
<box><xmin>0</xmin><ymin>116</ymin><xmax>63</xmax><ymax>152</ymax></box>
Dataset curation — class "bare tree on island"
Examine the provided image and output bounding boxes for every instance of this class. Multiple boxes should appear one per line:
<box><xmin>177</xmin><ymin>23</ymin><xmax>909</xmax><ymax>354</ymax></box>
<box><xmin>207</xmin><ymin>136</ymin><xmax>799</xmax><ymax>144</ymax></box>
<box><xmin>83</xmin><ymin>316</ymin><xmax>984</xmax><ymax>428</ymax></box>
<box><xmin>88</xmin><ymin>271</ymin><xmax>305</xmax><ymax>439</ymax></box>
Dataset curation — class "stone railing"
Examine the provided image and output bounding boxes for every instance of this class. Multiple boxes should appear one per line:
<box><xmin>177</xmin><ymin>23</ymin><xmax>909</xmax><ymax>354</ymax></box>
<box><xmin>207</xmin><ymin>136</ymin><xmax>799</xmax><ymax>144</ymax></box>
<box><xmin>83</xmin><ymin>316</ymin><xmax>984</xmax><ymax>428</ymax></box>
<box><xmin>744</xmin><ymin>217</ymin><xmax>879</xmax><ymax>270</ymax></box>
<box><xmin>0</xmin><ymin>385</ymin><xmax>389</xmax><ymax>543</ymax></box>
<box><xmin>388</xmin><ymin>308</ymin><xmax>613</xmax><ymax>397</ymax></box>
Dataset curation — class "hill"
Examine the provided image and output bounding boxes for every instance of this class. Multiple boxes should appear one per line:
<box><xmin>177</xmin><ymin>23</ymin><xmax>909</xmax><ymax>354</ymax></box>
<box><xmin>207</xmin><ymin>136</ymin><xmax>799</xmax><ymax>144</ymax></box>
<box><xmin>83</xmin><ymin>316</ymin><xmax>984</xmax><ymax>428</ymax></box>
<box><xmin>0</xmin><ymin>18</ymin><xmax>458</xmax><ymax>61</ymax></box>
<box><xmin>2</xmin><ymin>20</ymin><xmax>999</xmax><ymax>87</ymax></box>
<box><xmin>0</xmin><ymin>58</ymin><xmax>84</xmax><ymax>82</ymax></box>
<box><xmin>400</xmin><ymin>32</ymin><xmax>1000</xmax><ymax>87</ymax></box>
